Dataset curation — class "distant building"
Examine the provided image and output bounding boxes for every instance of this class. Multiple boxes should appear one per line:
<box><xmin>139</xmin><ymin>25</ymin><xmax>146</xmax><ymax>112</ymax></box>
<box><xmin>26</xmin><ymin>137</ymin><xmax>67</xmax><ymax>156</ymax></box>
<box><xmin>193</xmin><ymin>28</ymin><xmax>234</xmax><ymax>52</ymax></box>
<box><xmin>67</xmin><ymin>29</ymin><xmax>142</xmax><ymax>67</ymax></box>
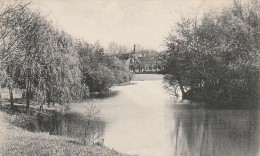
<box><xmin>119</xmin><ymin>44</ymin><xmax>163</xmax><ymax>73</ymax></box>
<box><xmin>119</xmin><ymin>53</ymin><xmax>144</xmax><ymax>73</ymax></box>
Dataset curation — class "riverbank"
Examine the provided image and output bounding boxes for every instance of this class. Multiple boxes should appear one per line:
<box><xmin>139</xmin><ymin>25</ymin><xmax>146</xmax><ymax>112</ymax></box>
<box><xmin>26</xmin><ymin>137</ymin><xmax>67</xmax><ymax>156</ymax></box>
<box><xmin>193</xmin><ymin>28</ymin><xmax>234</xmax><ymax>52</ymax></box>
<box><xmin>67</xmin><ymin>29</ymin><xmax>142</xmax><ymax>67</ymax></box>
<box><xmin>132</xmin><ymin>74</ymin><xmax>163</xmax><ymax>81</ymax></box>
<box><xmin>0</xmin><ymin>104</ymin><xmax>127</xmax><ymax>156</ymax></box>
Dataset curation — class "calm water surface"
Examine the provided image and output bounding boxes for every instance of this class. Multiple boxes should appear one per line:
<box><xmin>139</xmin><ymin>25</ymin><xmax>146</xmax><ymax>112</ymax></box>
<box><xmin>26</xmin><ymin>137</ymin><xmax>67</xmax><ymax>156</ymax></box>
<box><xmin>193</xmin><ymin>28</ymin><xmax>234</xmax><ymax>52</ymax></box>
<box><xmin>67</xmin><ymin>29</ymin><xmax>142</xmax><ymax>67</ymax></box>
<box><xmin>29</xmin><ymin>74</ymin><xmax>260</xmax><ymax>156</ymax></box>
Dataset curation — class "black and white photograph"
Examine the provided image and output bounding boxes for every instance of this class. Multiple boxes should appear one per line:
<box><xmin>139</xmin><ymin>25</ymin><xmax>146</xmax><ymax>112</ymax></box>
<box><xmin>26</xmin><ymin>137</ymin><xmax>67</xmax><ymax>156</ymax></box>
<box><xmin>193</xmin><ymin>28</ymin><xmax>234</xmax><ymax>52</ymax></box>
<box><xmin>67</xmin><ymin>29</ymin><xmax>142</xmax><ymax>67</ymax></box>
<box><xmin>0</xmin><ymin>0</ymin><xmax>259</xmax><ymax>155</ymax></box>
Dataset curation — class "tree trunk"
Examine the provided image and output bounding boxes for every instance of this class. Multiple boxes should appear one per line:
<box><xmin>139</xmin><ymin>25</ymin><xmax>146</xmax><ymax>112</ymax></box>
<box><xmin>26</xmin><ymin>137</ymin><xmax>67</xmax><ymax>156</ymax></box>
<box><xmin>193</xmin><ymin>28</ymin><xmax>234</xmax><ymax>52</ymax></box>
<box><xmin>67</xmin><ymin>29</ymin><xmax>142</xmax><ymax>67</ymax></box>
<box><xmin>59</xmin><ymin>91</ymin><xmax>62</xmax><ymax>105</ymax></box>
<box><xmin>179</xmin><ymin>85</ymin><xmax>185</xmax><ymax>97</ymax></box>
<box><xmin>52</xmin><ymin>88</ymin><xmax>55</xmax><ymax>106</ymax></box>
<box><xmin>9</xmin><ymin>87</ymin><xmax>14</xmax><ymax>110</ymax></box>
<box><xmin>176</xmin><ymin>75</ymin><xmax>186</xmax><ymax>99</ymax></box>
<box><xmin>178</xmin><ymin>81</ymin><xmax>186</xmax><ymax>99</ymax></box>
<box><xmin>39</xmin><ymin>100</ymin><xmax>43</xmax><ymax>111</ymax></box>
<box><xmin>26</xmin><ymin>90</ymin><xmax>30</xmax><ymax>111</ymax></box>
<box><xmin>0</xmin><ymin>88</ymin><xmax>2</xmax><ymax>110</ymax></box>
<box><xmin>25</xmin><ymin>77</ymin><xmax>30</xmax><ymax>111</ymax></box>
<box><xmin>46</xmin><ymin>90</ymin><xmax>51</xmax><ymax>108</ymax></box>
<box><xmin>40</xmin><ymin>104</ymin><xmax>43</xmax><ymax>111</ymax></box>
<box><xmin>84</xmin><ymin>126</ymin><xmax>87</xmax><ymax>145</ymax></box>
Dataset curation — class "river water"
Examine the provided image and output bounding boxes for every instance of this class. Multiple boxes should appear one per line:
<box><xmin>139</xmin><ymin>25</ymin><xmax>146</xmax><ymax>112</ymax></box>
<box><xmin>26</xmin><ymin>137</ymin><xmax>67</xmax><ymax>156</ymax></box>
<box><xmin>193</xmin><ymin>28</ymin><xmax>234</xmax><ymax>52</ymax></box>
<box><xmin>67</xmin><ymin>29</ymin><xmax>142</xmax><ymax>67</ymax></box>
<box><xmin>28</xmin><ymin>74</ymin><xmax>260</xmax><ymax>156</ymax></box>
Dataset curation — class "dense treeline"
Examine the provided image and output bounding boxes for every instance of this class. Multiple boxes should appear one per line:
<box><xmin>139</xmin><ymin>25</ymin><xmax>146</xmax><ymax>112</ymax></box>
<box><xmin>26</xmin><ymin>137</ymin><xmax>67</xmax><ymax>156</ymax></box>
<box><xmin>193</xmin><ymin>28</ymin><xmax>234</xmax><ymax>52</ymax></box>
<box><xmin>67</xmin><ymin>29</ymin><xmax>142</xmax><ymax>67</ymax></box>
<box><xmin>0</xmin><ymin>3</ymin><xmax>131</xmax><ymax>111</ymax></box>
<box><xmin>163</xmin><ymin>0</ymin><xmax>260</xmax><ymax>108</ymax></box>
<box><xmin>77</xmin><ymin>41</ymin><xmax>131</xmax><ymax>95</ymax></box>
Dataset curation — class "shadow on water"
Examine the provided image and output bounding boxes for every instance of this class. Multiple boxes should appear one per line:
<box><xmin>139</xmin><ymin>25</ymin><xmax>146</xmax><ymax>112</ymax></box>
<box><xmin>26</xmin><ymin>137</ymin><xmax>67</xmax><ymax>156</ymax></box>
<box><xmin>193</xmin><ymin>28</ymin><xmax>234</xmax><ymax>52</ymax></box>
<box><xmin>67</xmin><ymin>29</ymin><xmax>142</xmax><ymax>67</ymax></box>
<box><xmin>168</xmin><ymin>108</ymin><xmax>260</xmax><ymax>156</ymax></box>
<box><xmin>27</xmin><ymin>112</ymin><xmax>106</xmax><ymax>143</ymax></box>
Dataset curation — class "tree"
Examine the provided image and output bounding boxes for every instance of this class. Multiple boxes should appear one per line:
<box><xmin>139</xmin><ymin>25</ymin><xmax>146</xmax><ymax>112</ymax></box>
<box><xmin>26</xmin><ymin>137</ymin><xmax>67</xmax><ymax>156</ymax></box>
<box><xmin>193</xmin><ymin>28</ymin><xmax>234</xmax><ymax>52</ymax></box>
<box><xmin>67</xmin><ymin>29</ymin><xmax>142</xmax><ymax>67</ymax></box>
<box><xmin>0</xmin><ymin>3</ymin><xmax>35</xmax><ymax>110</ymax></box>
<box><xmin>107</xmin><ymin>41</ymin><xmax>128</xmax><ymax>54</ymax></box>
<box><xmin>83</xmin><ymin>100</ymin><xmax>100</xmax><ymax>145</ymax></box>
<box><xmin>78</xmin><ymin>40</ymin><xmax>131</xmax><ymax>96</ymax></box>
<box><xmin>163</xmin><ymin>1</ymin><xmax>260</xmax><ymax>108</ymax></box>
<box><xmin>0</xmin><ymin>3</ymin><xmax>86</xmax><ymax>111</ymax></box>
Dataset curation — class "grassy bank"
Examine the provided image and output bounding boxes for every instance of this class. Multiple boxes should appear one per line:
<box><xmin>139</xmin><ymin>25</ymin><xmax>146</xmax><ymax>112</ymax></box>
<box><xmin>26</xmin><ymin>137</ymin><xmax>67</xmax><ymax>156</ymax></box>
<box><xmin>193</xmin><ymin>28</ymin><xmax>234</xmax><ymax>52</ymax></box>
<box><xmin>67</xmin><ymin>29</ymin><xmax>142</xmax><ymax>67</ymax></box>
<box><xmin>132</xmin><ymin>74</ymin><xmax>163</xmax><ymax>81</ymax></box>
<box><xmin>0</xmin><ymin>105</ymin><xmax>127</xmax><ymax>156</ymax></box>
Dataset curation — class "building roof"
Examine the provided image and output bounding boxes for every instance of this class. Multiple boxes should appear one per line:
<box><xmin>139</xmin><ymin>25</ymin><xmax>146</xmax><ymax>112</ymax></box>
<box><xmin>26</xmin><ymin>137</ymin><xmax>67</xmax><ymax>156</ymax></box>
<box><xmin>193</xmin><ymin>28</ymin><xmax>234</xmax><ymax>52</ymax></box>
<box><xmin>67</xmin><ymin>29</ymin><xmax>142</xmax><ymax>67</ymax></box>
<box><xmin>119</xmin><ymin>53</ymin><xmax>131</xmax><ymax>60</ymax></box>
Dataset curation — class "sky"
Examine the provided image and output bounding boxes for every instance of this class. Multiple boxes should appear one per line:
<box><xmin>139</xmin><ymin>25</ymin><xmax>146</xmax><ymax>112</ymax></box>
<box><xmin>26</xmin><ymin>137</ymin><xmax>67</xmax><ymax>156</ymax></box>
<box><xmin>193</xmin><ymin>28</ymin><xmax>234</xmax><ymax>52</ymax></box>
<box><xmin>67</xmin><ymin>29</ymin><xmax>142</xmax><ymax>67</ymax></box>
<box><xmin>29</xmin><ymin>0</ymin><xmax>234</xmax><ymax>51</ymax></box>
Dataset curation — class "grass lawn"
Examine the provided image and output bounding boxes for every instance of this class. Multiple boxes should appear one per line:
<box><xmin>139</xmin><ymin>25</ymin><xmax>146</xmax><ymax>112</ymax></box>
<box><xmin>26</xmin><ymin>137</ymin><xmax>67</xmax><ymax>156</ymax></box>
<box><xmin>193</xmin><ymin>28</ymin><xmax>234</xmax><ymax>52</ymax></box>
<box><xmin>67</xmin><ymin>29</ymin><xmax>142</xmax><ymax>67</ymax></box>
<box><xmin>0</xmin><ymin>111</ymin><xmax>127</xmax><ymax>156</ymax></box>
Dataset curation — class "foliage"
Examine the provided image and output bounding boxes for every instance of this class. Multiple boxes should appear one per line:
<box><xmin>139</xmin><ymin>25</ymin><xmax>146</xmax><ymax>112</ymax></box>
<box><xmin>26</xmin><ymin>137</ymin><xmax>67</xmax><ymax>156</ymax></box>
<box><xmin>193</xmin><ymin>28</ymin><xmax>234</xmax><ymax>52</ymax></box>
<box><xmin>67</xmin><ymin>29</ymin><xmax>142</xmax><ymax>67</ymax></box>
<box><xmin>0</xmin><ymin>3</ymin><xmax>130</xmax><ymax>110</ymax></box>
<box><xmin>77</xmin><ymin>41</ymin><xmax>131</xmax><ymax>95</ymax></box>
<box><xmin>104</xmin><ymin>55</ymin><xmax>132</xmax><ymax>84</ymax></box>
<box><xmin>163</xmin><ymin>1</ymin><xmax>260</xmax><ymax>108</ymax></box>
<box><xmin>0</xmin><ymin>4</ymin><xmax>86</xmax><ymax>110</ymax></box>
<box><xmin>106</xmin><ymin>41</ymin><xmax>128</xmax><ymax>54</ymax></box>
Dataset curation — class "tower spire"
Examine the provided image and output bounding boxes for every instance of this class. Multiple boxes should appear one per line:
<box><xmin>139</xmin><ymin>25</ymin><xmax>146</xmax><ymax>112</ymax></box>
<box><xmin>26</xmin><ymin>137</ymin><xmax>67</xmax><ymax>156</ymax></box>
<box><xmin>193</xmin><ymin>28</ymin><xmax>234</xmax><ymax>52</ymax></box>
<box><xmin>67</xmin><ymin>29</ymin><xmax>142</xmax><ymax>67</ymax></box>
<box><xmin>133</xmin><ymin>44</ymin><xmax>136</xmax><ymax>54</ymax></box>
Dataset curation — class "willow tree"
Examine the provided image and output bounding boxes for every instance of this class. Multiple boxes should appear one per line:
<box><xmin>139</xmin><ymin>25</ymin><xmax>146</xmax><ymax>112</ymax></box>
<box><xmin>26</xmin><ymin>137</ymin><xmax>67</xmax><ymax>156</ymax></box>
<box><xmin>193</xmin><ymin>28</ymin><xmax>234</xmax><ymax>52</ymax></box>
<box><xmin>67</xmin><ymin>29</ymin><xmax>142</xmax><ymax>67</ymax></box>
<box><xmin>0</xmin><ymin>3</ymin><xmax>34</xmax><ymax>110</ymax></box>
<box><xmin>20</xmin><ymin>11</ymin><xmax>85</xmax><ymax>111</ymax></box>
<box><xmin>0</xmin><ymin>3</ymin><xmax>85</xmax><ymax>111</ymax></box>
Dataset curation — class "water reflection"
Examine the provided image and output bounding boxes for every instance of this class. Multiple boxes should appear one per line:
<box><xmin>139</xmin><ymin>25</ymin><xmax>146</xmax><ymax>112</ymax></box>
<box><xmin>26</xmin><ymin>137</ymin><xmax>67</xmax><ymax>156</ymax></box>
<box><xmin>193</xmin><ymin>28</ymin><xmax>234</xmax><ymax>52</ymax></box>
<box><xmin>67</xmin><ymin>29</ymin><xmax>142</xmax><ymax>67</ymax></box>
<box><xmin>28</xmin><ymin>113</ymin><xmax>106</xmax><ymax>143</ymax></box>
<box><xmin>167</xmin><ymin>108</ymin><xmax>259</xmax><ymax>156</ymax></box>
<box><xmin>27</xmin><ymin>77</ymin><xmax>260</xmax><ymax>156</ymax></box>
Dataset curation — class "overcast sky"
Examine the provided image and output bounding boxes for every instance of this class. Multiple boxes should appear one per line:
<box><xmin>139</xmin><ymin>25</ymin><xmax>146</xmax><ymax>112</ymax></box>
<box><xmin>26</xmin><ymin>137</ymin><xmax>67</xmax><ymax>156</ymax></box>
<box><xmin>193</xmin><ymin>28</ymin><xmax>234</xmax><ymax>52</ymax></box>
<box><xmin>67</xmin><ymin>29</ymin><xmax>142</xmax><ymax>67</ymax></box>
<box><xmin>30</xmin><ymin>0</ymin><xmax>233</xmax><ymax>51</ymax></box>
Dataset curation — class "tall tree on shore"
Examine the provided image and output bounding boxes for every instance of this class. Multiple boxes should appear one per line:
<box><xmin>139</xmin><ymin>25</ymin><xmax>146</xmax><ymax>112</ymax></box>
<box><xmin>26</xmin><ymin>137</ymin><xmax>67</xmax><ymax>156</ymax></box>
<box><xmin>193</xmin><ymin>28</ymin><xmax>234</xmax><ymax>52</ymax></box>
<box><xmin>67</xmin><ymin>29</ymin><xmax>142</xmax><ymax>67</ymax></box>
<box><xmin>0</xmin><ymin>3</ymin><xmax>85</xmax><ymax>111</ymax></box>
<box><xmin>0</xmin><ymin>3</ymin><xmax>33</xmax><ymax>110</ymax></box>
<box><xmin>163</xmin><ymin>0</ymin><xmax>260</xmax><ymax>108</ymax></box>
